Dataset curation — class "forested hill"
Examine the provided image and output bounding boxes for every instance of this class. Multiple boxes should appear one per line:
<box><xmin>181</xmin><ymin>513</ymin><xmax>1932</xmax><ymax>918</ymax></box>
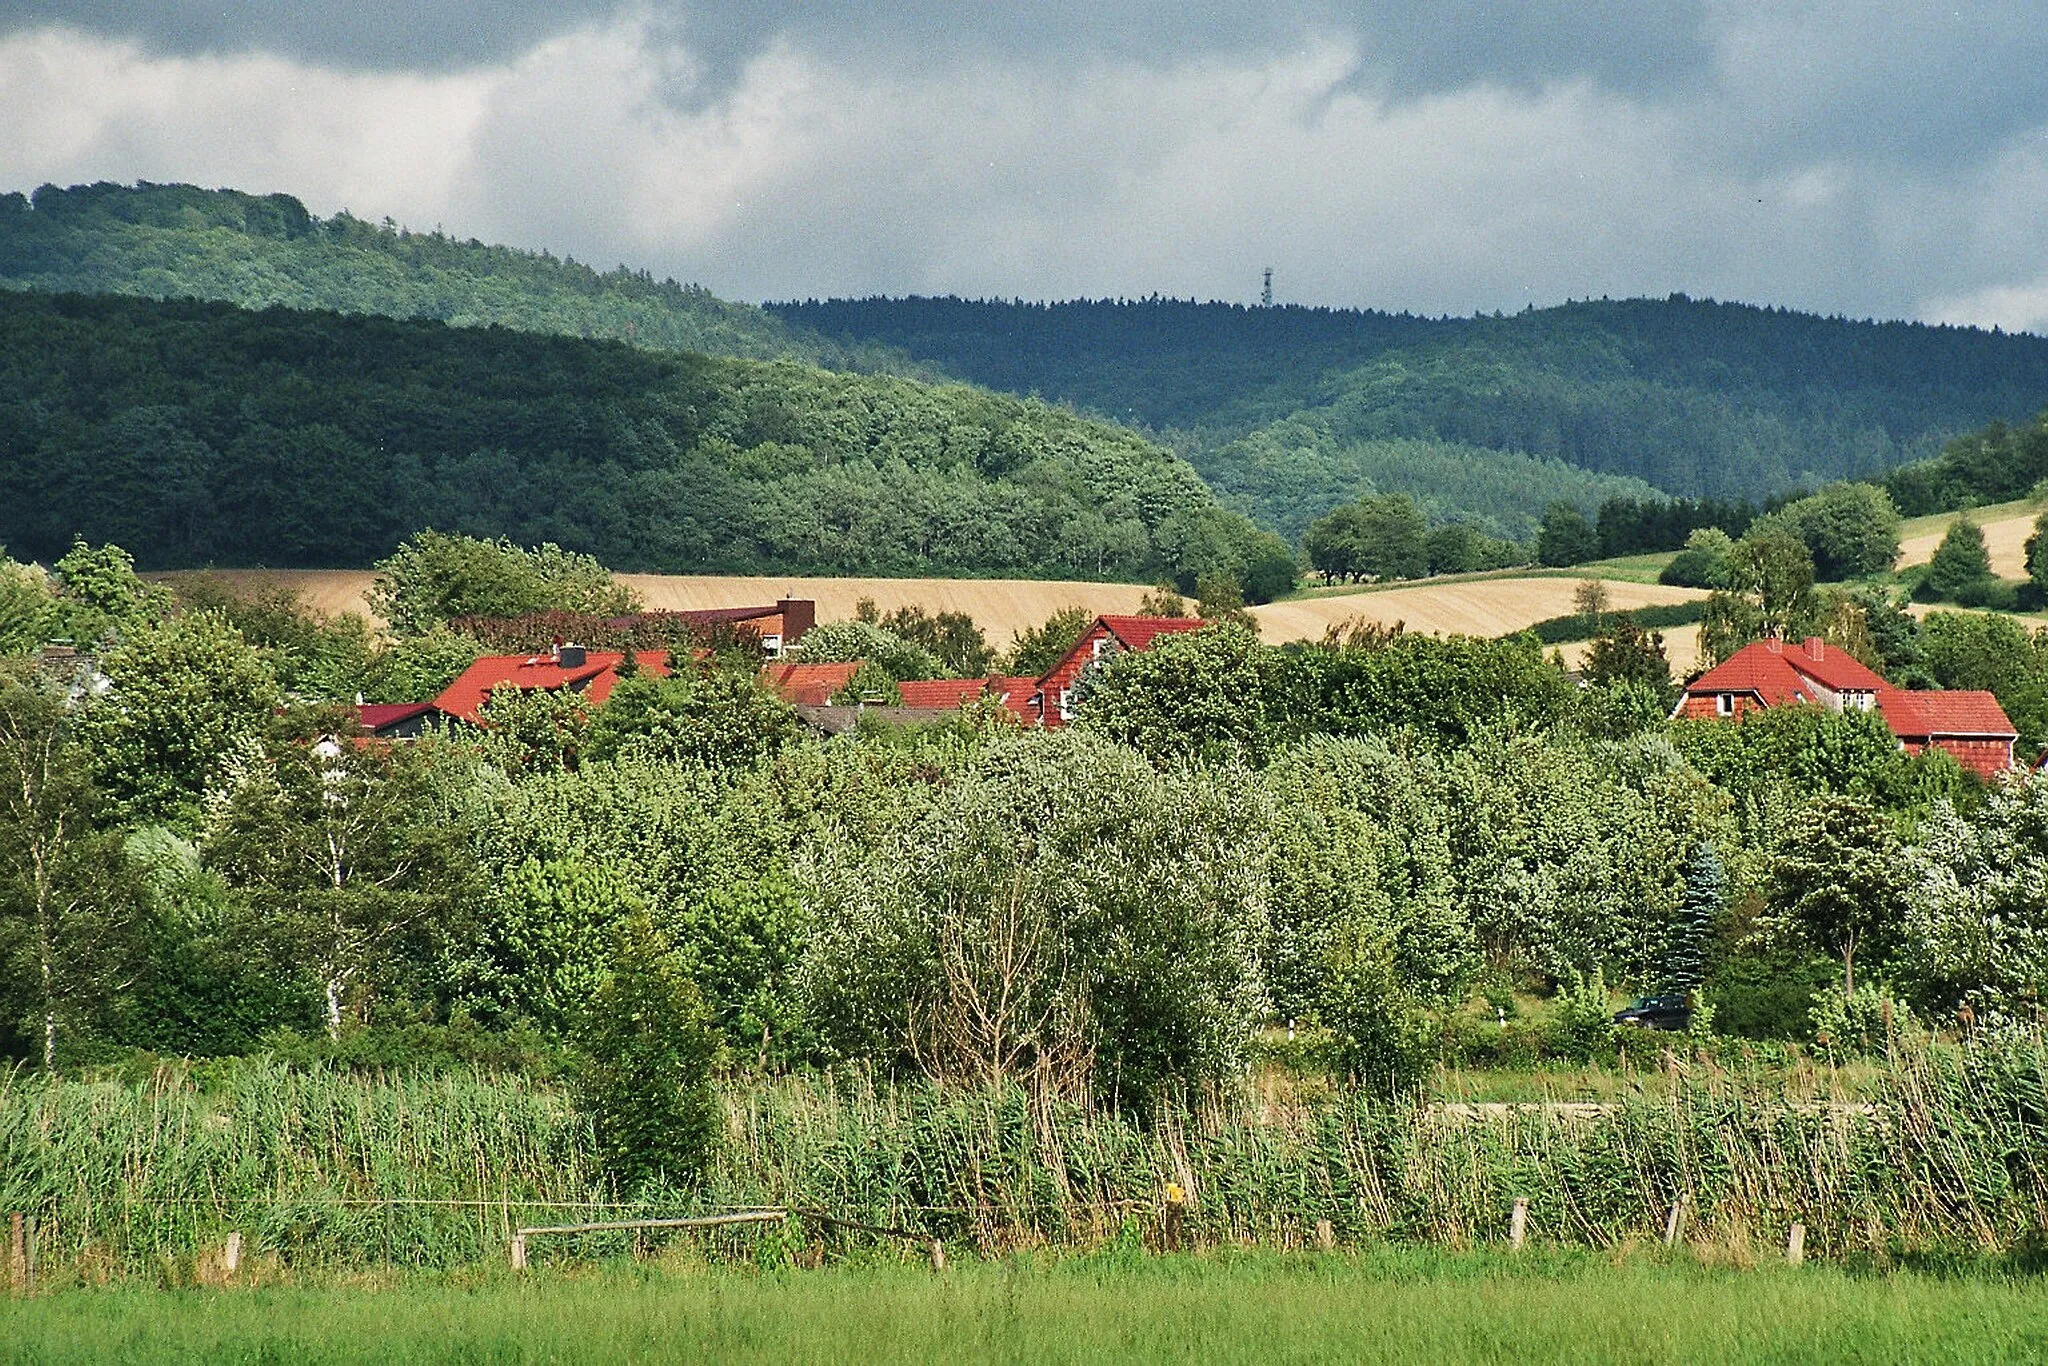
<box><xmin>0</xmin><ymin>181</ymin><xmax>916</xmax><ymax>374</ymax></box>
<box><xmin>772</xmin><ymin>295</ymin><xmax>2048</xmax><ymax>539</ymax></box>
<box><xmin>0</xmin><ymin>291</ymin><xmax>1276</xmax><ymax>583</ymax></box>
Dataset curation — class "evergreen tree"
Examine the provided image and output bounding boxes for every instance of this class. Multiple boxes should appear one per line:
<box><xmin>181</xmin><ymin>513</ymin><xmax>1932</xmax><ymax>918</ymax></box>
<box><xmin>1537</xmin><ymin>503</ymin><xmax>1600</xmax><ymax>567</ymax></box>
<box><xmin>1924</xmin><ymin>517</ymin><xmax>1992</xmax><ymax>601</ymax></box>
<box><xmin>1668</xmin><ymin>842</ymin><xmax>1724</xmax><ymax>995</ymax></box>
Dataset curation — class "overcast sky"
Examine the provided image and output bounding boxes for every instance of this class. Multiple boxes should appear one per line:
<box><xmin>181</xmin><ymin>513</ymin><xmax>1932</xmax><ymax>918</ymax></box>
<box><xmin>3</xmin><ymin>3</ymin><xmax>2046</xmax><ymax>331</ymax></box>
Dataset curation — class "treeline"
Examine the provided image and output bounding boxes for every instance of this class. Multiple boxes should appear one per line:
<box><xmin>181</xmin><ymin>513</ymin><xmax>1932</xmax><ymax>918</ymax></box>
<box><xmin>0</xmin><ymin>291</ymin><xmax>1289</xmax><ymax>591</ymax></box>
<box><xmin>0</xmin><ymin>181</ymin><xmax>907</xmax><ymax>373</ymax></box>
<box><xmin>1882</xmin><ymin>407</ymin><xmax>2048</xmax><ymax>514</ymax></box>
<box><xmin>778</xmin><ymin>293</ymin><xmax>2048</xmax><ymax>530</ymax></box>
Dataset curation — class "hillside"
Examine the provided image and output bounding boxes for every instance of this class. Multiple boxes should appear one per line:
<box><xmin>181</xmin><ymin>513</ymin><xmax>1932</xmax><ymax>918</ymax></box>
<box><xmin>772</xmin><ymin>295</ymin><xmax>2048</xmax><ymax>537</ymax></box>
<box><xmin>0</xmin><ymin>181</ymin><xmax>914</xmax><ymax>374</ymax></box>
<box><xmin>0</xmin><ymin>291</ymin><xmax>1273</xmax><ymax>584</ymax></box>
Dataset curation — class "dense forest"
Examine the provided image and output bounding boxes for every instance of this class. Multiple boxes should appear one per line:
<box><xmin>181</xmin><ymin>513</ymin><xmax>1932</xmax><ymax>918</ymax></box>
<box><xmin>774</xmin><ymin>295</ymin><xmax>2048</xmax><ymax>536</ymax></box>
<box><xmin>0</xmin><ymin>181</ymin><xmax>913</xmax><ymax>374</ymax></box>
<box><xmin>0</xmin><ymin>291</ymin><xmax>1285</xmax><ymax>585</ymax></box>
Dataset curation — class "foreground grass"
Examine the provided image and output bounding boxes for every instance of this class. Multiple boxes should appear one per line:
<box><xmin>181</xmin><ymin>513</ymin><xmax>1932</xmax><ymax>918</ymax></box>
<box><xmin>6</xmin><ymin>1249</ymin><xmax>2046</xmax><ymax>1364</ymax></box>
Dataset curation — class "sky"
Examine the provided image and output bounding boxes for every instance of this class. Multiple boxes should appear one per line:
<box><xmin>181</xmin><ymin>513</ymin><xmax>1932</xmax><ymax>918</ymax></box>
<box><xmin>2</xmin><ymin>3</ymin><xmax>2046</xmax><ymax>331</ymax></box>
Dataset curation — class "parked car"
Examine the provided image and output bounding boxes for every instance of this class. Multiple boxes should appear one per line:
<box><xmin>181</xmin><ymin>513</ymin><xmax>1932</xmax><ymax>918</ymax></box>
<box><xmin>1613</xmin><ymin>994</ymin><xmax>1692</xmax><ymax>1031</ymax></box>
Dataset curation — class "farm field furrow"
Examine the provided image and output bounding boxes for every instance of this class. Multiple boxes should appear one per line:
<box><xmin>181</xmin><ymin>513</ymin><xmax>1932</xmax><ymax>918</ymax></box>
<box><xmin>1247</xmin><ymin>578</ymin><xmax>1708</xmax><ymax>644</ymax></box>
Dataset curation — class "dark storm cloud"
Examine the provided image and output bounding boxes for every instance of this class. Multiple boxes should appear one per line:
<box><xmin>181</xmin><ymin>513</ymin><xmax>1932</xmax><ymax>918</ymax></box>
<box><xmin>4</xmin><ymin>0</ymin><xmax>1712</xmax><ymax>94</ymax></box>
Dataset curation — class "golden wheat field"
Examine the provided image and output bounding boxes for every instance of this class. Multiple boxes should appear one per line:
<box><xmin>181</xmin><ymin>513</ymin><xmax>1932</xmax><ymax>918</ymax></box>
<box><xmin>159</xmin><ymin>570</ymin><xmax>1172</xmax><ymax>648</ymax></box>
<box><xmin>1247</xmin><ymin>578</ymin><xmax>1708</xmax><ymax>643</ymax></box>
<box><xmin>162</xmin><ymin>569</ymin><xmax>1711</xmax><ymax>666</ymax></box>
<box><xmin>1896</xmin><ymin>509</ymin><xmax>2036</xmax><ymax>578</ymax></box>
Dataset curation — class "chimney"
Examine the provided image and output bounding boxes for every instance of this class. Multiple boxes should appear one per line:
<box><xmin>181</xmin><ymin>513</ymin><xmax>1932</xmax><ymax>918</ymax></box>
<box><xmin>777</xmin><ymin>598</ymin><xmax>816</xmax><ymax>646</ymax></box>
<box><xmin>1803</xmin><ymin>637</ymin><xmax>1825</xmax><ymax>661</ymax></box>
<box><xmin>558</xmin><ymin>643</ymin><xmax>587</xmax><ymax>668</ymax></box>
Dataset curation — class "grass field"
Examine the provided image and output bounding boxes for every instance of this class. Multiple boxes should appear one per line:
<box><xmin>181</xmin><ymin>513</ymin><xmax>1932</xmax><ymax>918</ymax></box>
<box><xmin>4</xmin><ymin>1251</ymin><xmax>2043</xmax><ymax>1364</ymax></box>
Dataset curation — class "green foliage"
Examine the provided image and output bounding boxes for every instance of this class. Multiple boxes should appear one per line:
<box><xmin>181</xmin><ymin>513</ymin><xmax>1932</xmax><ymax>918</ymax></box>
<box><xmin>77</xmin><ymin>610</ymin><xmax>279</xmax><ymax>826</ymax></box>
<box><xmin>2026</xmin><ymin>512</ymin><xmax>2048</xmax><ymax>597</ymax></box>
<box><xmin>467</xmin><ymin>857</ymin><xmax>640</xmax><ymax>1035</ymax></box>
<box><xmin>1667</xmin><ymin>843</ymin><xmax>1723</xmax><ymax>994</ymax></box>
<box><xmin>360</xmin><ymin>627</ymin><xmax>485</xmax><ymax>704</ymax></box>
<box><xmin>1582</xmin><ymin>620</ymin><xmax>1675</xmax><ymax>705</ymax></box>
<box><xmin>1698</xmin><ymin>526</ymin><xmax>1818</xmax><ymax>665</ymax></box>
<box><xmin>1918</xmin><ymin>611</ymin><xmax>2048</xmax><ymax>752</ymax></box>
<box><xmin>1304</xmin><ymin>494</ymin><xmax>1428</xmax><ymax>582</ymax></box>
<box><xmin>1808</xmin><ymin>981</ymin><xmax>1919</xmax><ymax>1061</ymax></box>
<box><xmin>1900</xmin><ymin>775</ymin><xmax>2048</xmax><ymax>1018</ymax></box>
<box><xmin>784</xmin><ymin>296</ymin><xmax>2048</xmax><ymax>528</ymax></box>
<box><xmin>1766</xmin><ymin>794</ymin><xmax>1904</xmax><ymax>1000</ymax></box>
<box><xmin>0</xmin><ymin>291</ymin><xmax>1251</xmax><ymax>582</ymax></box>
<box><xmin>1658</xmin><ymin>527</ymin><xmax>1735</xmax><ymax>588</ymax></box>
<box><xmin>1885</xmin><ymin>408</ymin><xmax>2048</xmax><ymax>513</ymax></box>
<box><xmin>369</xmin><ymin>531</ymin><xmax>636</xmax><ymax>637</ymax></box>
<box><xmin>1548</xmin><ymin>968</ymin><xmax>1616</xmax><ymax>1062</ymax></box>
<box><xmin>1921</xmin><ymin>517</ymin><xmax>1995</xmax><ymax>603</ymax></box>
<box><xmin>1280</xmin><ymin>627</ymin><xmax>1580</xmax><ymax>750</ymax></box>
<box><xmin>475</xmin><ymin>685</ymin><xmax>595</xmax><ymax>774</ymax></box>
<box><xmin>1004</xmin><ymin>606</ymin><xmax>1093</xmax><ymax>678</ymax></box>
<box><xmin>1765</xmin><ymin>483</ymin><xmax>1901</xmax><ymax>580</ymax></box>
<box><xmin>585</xmin><ymin>670</ymin><xmax>800</xmax><ymax>769</ymax></box>
<box><xmin>795</xmin><ymin>618</ymin><xmax>948</xmax><ymax>681</ymax></box>
<box><xmin>1524</xmin><ymin>601</ymin><xmax>1703</xmax><ymax>646</ymax></box>
<box><xmin>2</xmin><ymin>180</ymin><xmax>896</xmax><ymax>370</ymax></box>
<box><xmin>0</xmin><ymin>551</ymin><xmax>55</xmax><ymax>655</ymax></box>
<box><xmin>572</xmin><ymin>913</ymin><xmax>723</xmax><ymax>1191</ymax></box>
<box><xmin>49</xmin><ymin>539</ymin><xmax>170</xmax><ymax>644</ymax></box>
<box><xmin>1076</xmin><ymin>624</ymin><xmax>1276</xmax><ymax>766</ymax></box>
<box><xmin>855</xmin><ymin>599</ymin><xmax>995</xmax><ymax>677</ymax></box>
<box><xmin>1536</xmin><ymin>502</ymin><xmax>1600</xmax><ymax>567</ymax></box>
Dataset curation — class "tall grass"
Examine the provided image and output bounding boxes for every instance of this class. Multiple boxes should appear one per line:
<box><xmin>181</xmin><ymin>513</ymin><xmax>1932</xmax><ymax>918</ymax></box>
<box><xmin>1</xmin><ymin>1032</ymin><xmax>2044</xmax><ymax>1278</ymax></box>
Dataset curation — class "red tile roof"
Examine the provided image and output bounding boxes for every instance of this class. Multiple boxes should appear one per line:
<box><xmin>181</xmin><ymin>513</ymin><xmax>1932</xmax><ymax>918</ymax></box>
<box><xmin>761</xmin><ymin>661</ymin><xmax>861</xmax><ymax>705</ymax></box>
<box><xmin>1878</xmin><ymin>689</ymin><xmax>2018</xmax><ymax>739</ymax></box>
<box><xmin>435</xmin><ymin>650</ymin><xmax>673</xmax><ymax>724</ymax></box>
<box><xmin>355</xmin><ymin>703</ymin><xmax>439</xmax><ymax>732</ymax></box>
<box><xmin>896</xmin><ymin>678</ymin><xmax>993</xmax><ymax>709</ymax></box>
<box><xmin>1099</xmin><ymin>616</ymin><xmax>1211</xmax><ymax>651</ymax></box>
<box><xmin>1684</xmin><ymin>637</ymin><xmax>1888</xmax><ymax>706</ymax></box>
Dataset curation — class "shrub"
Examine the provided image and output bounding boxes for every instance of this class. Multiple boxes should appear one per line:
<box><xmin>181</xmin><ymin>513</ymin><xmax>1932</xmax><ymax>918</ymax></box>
<box><xmin>572</xmin><ymin>914</ymin><xmax>723</xmax><ymax>1191</ymax></box>
<box><xmin>1547</xmin><ymin>967</ymin><xmax>1615</xmax><ymax>1061</ymax></box>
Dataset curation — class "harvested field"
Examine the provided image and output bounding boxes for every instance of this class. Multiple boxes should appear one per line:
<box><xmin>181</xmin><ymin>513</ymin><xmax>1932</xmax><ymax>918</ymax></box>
<box><xmin>1248</xmin><ymin>577</ymin><xmax>1708</xmax><ymax>644</ymax></box>
<box><xmin>1560</xmin><ymin>623</ymin><xmax>1704</xmax><ymax>678</ymax></box>
<box><xmin>155</xmin><ymin>570</ymin><xmax>1163</xmax><ymax>649</ymax></box>
<box><xmin>1896</xmin><ymin>505</ymin><xmax>2037</xmax><ymax>578</ymax></box>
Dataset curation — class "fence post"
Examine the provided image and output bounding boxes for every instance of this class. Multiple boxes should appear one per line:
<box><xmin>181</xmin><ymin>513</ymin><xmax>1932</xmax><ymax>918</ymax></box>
<box><xmin>1509</xmin><ymin>1198</ymin><xmax>1529</xmax><ymax>1251</ymax></box>
<box><xmin>22</xmin><ymin>1216</ymin><xmax>33</xmax><ymax>1292</ymax></box>
<box><xmin>9</xmin><ymin>1212</ymin><xmax>20</xmax><ymax>1288</ymax></box>
<box><xmin>1663</xmin><ymin>1198</ymin><xmax>1685</xmax><ymax>1247</ymax></box>
<box><xmin>1314</xmin><ymin>1219</ymin><xmax>1335</xmax><ymax>1252</ymax></box>
<box><xmin>223</xmin><ymin>1231</ymin><xmax>242</xmax><ymax>1276</ymax></box>
<box><xmin>1786</xmin><ymin>1223</ymin><xmax>1805</xmax><ymax>1267</ymax></box>
<box><xmin>928</xmin><ymin>1239</ymin><xmax>946</xmax><ymax>1273</ymax></box>
<box><xmin>510</xmin><ymin>1234</ymin><xmax>528</xmax><ymax>1272</ymax></box>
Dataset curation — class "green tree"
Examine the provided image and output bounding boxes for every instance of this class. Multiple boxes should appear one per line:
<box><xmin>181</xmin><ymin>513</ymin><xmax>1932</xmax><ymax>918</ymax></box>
<box><xmin>572</xmin><ymin>913</ymin><xmax>723</xmax><ymax>1190</ymax></box>
<box><xmin>78</xmin><ymin>610</ymin><xmax>280</xmax><ymax>825</ymax></box>
<box><xmin>1003</xmin><ymin>606</ymin><xmax>1092</xmax><ymax>677</ymax></box>
<box><xmin>1924</xmin><ymin>517</ymin><xmax>1993</xmax><ymax>602</ymax></box>
<box><xmin>1668</xmin><ymin>842</ymin><xmax>1724</xmax><ymax>994</ymax></box>
<box><xmin>2026</xmin><ymin>511</ymin><xmax>2048</xmax><ymax>599</ymax></box>
<box><xmin>1536</xmin><ymin>502</ymin><xmax>1600</xmax><ymax>567</ymax></box>
<box><xmin>1074</xmin><ymin>624</ymin><xmax>1276</xmax><ymax>766</ymax></box>
<box><xmin>585</xmin><ymin>669</ymin><xmax>800</xmax><ymax>768</ymax></box>
<box><xmin>1583</xmin><ymin>620</ymin><xmax>1674</xmax><ymax>703</ymax></box>
<box><xmin>858</xmin><ymin>600</ymin><xmax>996</xmax><ymax>677</ymax></box>
<box><xmin>205</xmin><ymin>721</ymin><xmax>476</xmax><ymax>1038</ymax></box>
<box><xmin>475</xmin><ymin>684</ymin><xmax>595</xmax><ymax>774</ymax></box>
<box><xmin>0</xmin><ymin>553</ymin><xmax>55</xmax><ymax>656</ymax></box>
<box><xmin>1767</xmin><ymin>795</ymin><xmax>1903</xmax><ymax>999</ymax></box>
<box><xmin>0</xmin><ymin>664</ymin><xmax>129</xmax><ymax>1066</ymax></box>
<box><xmin>1770</xmin><ymin>483</ymin><xmax>1901</xmax><ymax>580</ymax></box>
<box><xmin>1658</xmin><ymin>527</ymin><xmax>1735</xmax><ymax>589</ymax></box>
<box><xmin>1900</xmin><ymin>774</ymin><xmax>2048</xmax><ymax>1015</ymax></box>
<box><xmin>1698</xmin><ymin>527</ymin><xmax>1817</xmax><ymax>665</ymax></box>
<box><xmin>794</xmin><ymin>618</ymin><xmax>947</xmax><ymax>681</ymax></box>
<box><xmin>468</xmin><ymin>856</ymin><xmax>638</xmax><ymax>1035</ymax></box>
<box><xmin>369</xmin><ymin>531</ymin><xmax>637</xmax><ymax>636</ymax></box>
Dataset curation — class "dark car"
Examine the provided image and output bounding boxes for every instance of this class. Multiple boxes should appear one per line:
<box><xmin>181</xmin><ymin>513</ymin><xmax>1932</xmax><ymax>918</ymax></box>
<box><xmin>1613</xmin><ymin>994</ymin><xmax>1692</xmax><ymax>1031</ymax></box>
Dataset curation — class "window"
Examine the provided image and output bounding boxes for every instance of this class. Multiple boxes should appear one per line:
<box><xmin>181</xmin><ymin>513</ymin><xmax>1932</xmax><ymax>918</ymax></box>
<box><xmin>761</xmin><ymin>634</ymin><xmax>783</xmax><ymax>659</ymax></box>
<box><xmin>1058</xmin><ymin>688</ymin><xmax>1073</xmax><ymax>720</ymax></box>
<box><xmin>1716</xmin><ymin>693</ymin><xmax>1733</xmax><ymax>716</ymax></box>
<box><xmin>1090</xmin><ymin>635</ymin><xmax>1109</xmax><ymax>659</ymax></box>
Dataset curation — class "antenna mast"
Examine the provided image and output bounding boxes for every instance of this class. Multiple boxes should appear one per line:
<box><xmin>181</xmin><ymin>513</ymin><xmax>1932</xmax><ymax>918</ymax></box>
<box><xmin>1261</xmin><ymin>268</ymin><xmax>1273</xmax><ymax>308</ymax></box>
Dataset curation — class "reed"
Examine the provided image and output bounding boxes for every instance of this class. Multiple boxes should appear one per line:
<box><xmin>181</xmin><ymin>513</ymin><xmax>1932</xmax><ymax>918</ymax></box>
<box><xmin>0</xmin><ymin>1033</ymin><xmax>2042</xmax><ymax>1278</ymax></box>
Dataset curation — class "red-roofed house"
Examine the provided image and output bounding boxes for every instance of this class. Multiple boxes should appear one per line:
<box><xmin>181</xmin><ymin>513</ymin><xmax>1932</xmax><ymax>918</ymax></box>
<box><xmin>435</xmin><ymin>647</ymin><xmax>674</xmax><ymax>724</ymax></box>
<box><xmin>1676</xmin><ymin>636</ymin><xmax>2018</xmax><ymax>780</ymax></box>
<box><xmin>759</xmin><ymin>661</ymin><xmax>862</xmax><ymax>705</ymax></box>
<box><xmin>879</xmin><ymin>617</ymin><xmax>1210</xmax><ymax>728</ymax></box>
<box><xmin>353</xmin><ymin>702</ymin><xmax>444</xmax><ymax>740</ymax></box>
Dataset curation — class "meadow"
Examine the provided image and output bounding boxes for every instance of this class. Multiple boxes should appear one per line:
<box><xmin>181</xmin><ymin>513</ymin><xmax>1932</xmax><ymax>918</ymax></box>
<box><xmin>3</xmin><ymin>1250</ymin><xmax>2045</xmax><ymax>1364</ymax></box>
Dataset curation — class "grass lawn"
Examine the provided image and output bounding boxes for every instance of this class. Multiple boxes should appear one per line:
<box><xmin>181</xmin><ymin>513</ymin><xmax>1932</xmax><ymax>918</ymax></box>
<box><xmin>5</xmin><ymin>1249</ymin><xmax>2045</xmax><ymax>1364</ymax></box>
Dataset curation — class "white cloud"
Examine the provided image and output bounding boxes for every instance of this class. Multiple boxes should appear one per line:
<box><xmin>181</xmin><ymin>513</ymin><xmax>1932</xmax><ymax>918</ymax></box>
<box><xmin>0</xmin><ymin>17</ymin><xmax>2044</xmax><ymax>334</ymax></box>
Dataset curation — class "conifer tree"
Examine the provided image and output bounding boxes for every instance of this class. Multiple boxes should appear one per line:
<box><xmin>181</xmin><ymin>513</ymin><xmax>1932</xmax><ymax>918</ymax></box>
<box><xmin>1668</xmin><ymin>841</ymin><xmax>1724</xmax><ymax>995</ymax></box>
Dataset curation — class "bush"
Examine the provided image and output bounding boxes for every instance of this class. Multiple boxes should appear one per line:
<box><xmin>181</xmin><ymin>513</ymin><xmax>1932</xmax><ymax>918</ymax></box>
<box><xmin>1546</xmin><ymin>967</ymin><xmax>1615</xmax><ymax>1061</ymax></box>
<box><xmin>572</xmin><ymin>914</ymin><xmax>723</xmax><ymax>1191</ymax></box>
<box><xmin>1810</xmin><ymin>981</ymin><xmax>1919</xmax><ymax>1061</ymax></box>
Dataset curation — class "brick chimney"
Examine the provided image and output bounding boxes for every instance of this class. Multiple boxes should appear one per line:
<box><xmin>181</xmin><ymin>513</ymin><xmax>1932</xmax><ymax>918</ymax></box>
<box><xmin>1803</xmin><ymin>636</ymin><xmax>1825</xmax><ymax>661</ymax></box>
<box><xmin>777</xmin><ymin>598</ymin><xmax>816</xmax><ymax>646</ymax></box>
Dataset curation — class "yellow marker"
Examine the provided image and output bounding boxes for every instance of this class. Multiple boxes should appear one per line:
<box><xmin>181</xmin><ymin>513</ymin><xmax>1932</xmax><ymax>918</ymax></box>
<box><xmin>1164</xmin><ymin>1182</ymin><xmax>1186</xmax><ymax>1206</ymax></box>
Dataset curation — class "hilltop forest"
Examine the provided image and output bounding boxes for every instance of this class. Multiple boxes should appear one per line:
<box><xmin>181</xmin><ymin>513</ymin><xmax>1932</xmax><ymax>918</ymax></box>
<box><xmin>774</xmin><ymin>296</ymin><xmax>2048</xmax><ymax>539</ymax></box>
<box><xmin>0</xmin><ymin>291</ymin><xmax>1287</xmax><ymax>587</ymax></box>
